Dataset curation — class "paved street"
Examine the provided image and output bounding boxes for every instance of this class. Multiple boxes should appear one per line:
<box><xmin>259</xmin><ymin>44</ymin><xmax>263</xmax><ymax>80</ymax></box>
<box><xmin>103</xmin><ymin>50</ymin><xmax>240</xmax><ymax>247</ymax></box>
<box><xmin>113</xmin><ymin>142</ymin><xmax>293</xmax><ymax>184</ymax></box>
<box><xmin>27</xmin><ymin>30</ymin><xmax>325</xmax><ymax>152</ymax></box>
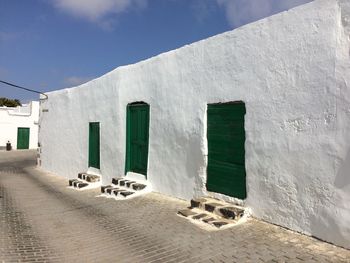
<box><xmin>0</xmin><ymin>151</ymin><xmax>349</xmax><ymax>263</ymax></box>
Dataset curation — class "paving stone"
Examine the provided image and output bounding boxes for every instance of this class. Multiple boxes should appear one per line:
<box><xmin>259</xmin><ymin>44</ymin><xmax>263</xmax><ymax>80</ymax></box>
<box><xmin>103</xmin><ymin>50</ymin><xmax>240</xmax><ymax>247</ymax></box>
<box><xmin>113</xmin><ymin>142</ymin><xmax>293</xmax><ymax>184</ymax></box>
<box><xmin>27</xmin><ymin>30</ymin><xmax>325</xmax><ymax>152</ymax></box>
<box><xmin>178</xmin><ymin>209</ymin><xmax>197</xmax><ymax>217</ymax></box>
<box><xmin>2</xmin><ymin>150</ymin><xmax>350</xmax><ymax>263</ymax></box>
<box><xmin>204</xmin><ymin>203</ymin><xmax>223</xmax><ymax>213</ymax></box>
<box><xmin>85</xmin><ymin>174</ymin><xmax>100</xmax><ymax>183</ymax></box>
<box><xmin>120</xmin><ymin>191</ymin><xmax>134</xmax><ymax>197</ymax></box>
<box><xmin>190</xmin><ymin>198</ymin><xmax>207</xmax><ymax>208</ymax></box>
<box><xmin>132</xmin><ymin>183</ymin><xmax>146</xmax><ymax>191</ymax></box>
<box><xmin>111</xmin><ymin>177</ymin><xmax>123</xmax><ymax>185</ymax></box>
<box><xmin>101</xmin><ymin>185</ymin><xmax>112</xmax><ymax>193</ymax></box>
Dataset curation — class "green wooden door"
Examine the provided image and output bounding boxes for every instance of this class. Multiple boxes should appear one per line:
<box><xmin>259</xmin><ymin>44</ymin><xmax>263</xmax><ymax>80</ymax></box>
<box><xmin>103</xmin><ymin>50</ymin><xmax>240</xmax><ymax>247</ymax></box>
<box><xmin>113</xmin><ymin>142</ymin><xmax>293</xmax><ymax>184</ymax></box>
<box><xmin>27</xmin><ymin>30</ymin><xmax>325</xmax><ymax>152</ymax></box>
<box><xmin>206</xmin><ymin>102</ymin><xmax>247</xmax><ymax>199</ymax></box>
<box><xmin>125</xmin><ymin>103</ymin><xmax>150</xmax><ymax>176</ymax></box>
<box><xmin>17</xmin><ymin>127</ymin><xmax>30</xmax><ymax>149</ymax></box>
<box><xmin>88</xmin><ymin>122</ymin><xmax>100</xmax><ymax>169</ymax></box>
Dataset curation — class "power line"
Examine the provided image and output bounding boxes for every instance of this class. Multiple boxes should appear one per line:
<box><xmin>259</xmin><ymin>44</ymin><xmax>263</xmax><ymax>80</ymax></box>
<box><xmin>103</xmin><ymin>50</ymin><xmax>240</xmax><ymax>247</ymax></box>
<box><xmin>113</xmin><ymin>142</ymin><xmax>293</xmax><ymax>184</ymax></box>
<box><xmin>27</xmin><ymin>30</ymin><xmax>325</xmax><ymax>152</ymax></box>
<box><xmin>0</xmin><ymin>80</ymin><xmax>48</xmax><ymax>100</ymax></box>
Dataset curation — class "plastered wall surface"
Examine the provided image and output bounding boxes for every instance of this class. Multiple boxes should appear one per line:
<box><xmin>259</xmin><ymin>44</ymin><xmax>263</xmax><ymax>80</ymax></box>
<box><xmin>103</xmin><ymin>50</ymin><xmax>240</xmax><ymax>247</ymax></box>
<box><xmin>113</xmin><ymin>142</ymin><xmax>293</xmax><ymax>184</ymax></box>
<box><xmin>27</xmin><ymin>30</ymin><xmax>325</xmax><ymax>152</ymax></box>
<box><xmin>39</xmin><ymin>0</ymin><xmax>350</xmax><ymax>249</ymax></box>
<box><xmin>0</xmin><ymin>101</ymin><xmax>39</xmax><ymax>149</ymax></box>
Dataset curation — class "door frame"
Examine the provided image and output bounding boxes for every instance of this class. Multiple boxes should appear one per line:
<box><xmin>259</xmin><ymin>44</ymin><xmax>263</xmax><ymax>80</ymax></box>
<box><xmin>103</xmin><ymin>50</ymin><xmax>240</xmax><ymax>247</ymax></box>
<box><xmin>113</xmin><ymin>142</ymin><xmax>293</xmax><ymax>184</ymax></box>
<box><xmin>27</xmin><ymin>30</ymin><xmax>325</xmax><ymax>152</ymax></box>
<box><xmin>17</xmin><ymin>127</ymin><xmax>30</xmax><ymax>149</ymax></box>
<box><xmin>88</xmin><ymin>122</ymin><xmax>100</xmax><ymax>169</ymax></box>
<box><xmin>124</xmin><ymin>102</ymin><xmax>150</xmax><ymax>177</ymax></box>
<box><xmin>206</xmin><ymin>101</ymin><xmax>247</xmax><ymax>199</ymax></box>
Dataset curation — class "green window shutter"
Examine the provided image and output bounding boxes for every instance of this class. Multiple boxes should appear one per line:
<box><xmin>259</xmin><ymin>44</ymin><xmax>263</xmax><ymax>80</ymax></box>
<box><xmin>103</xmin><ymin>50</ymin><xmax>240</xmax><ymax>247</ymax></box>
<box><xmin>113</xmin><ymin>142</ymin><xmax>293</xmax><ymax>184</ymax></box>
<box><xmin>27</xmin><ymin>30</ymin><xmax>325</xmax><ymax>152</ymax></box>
<box><xmin>206</xmin><ymin>102</ymin><xmax>247</xmax><ymax>199</ymax></box>
<box><xmin>125</xmin><ymin>103</ymin><xmax>150</xmax><ymax>177</ymax></box>
<box><xmin>17</xmin><ymin>128</ymin><xmax>30</xmax><ymax>149</ymax></box>
<box><xmin>88</xmin><ymin>122</ymin><xmax>100</xmax><ymax>169</ymax></box>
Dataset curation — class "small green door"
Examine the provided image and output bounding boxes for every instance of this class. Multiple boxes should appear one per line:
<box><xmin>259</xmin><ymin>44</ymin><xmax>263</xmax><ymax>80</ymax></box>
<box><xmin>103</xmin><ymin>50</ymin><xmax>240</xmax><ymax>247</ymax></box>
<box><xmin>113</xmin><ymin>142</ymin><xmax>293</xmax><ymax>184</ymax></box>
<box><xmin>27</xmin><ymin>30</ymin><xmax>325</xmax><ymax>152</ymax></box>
<box><xmin>206</xmin><ymin>102</ymin><xmax>247</xmax><ymax>199</ymax></box>
<box><xmin>88</xmin><ymin>122</ymin><xmax>100</xmax><ymax>169</ymax></box>
<box><xmin>125</xmin><ymin>103</ymin><xmax>150</xmax><ymax>176</ymax></box>
<box><xmin>17</xmin><ymin>127</ymin><xmax>30</xmax><ymax>149</ymax></box>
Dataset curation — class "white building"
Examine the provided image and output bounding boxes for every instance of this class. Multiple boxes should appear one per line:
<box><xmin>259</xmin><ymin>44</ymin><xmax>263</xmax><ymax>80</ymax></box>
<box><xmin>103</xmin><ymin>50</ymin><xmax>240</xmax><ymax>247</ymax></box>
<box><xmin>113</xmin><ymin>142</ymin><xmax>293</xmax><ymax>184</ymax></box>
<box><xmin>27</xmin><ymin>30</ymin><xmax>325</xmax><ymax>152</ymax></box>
<box><xmin>39</xmin><ymin>0</ymin><xmax>350</xmax><ymax>249</ymax></box>
<box><xmin>0</xmin><ymin>101</ymin><xmax>39</xmax><ymax>150</ymax></box>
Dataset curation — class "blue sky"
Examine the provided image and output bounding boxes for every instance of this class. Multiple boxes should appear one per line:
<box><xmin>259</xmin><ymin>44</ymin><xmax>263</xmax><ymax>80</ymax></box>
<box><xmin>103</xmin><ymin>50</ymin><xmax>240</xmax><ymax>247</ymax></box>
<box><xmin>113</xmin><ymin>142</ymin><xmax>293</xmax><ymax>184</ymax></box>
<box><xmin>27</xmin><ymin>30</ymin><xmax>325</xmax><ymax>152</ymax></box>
<box><xmin>0</xmin><ymin>0</ymin><xmax>311</xmax><ymax>102</ymax></box>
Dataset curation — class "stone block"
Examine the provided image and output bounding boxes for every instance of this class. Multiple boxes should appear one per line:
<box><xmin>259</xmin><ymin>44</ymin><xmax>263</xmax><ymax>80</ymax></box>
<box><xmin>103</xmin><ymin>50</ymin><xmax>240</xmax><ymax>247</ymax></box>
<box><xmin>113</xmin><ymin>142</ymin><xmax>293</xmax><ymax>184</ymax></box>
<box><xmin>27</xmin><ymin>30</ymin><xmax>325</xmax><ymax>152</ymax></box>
<box><xmin>132</xmin><ymin>183</ymin><xmax>146</xmax><ymax>191</ymax></box>
<box><xmin>77</xmin><ymin>183</ymin><xmax>88</xmax><ymax>188</ymax></box>
<box><xmin>190</xmin><ymin>198</ymin><xmax>207</xmax><ymax>208</ymax></box>
<box><xmin>126</xmin><ymin>181</ymin><xmax>136</xmax><ymax>187</ymax></box>
<box><xmin>202</xmin><ymin>217</ymin><xmax>216</xmax><ymax>223</ymax></box>
<box><xmin>101</xmin><ymin>185</ymin><xmax>112</xmax><ymax>193</ymax></box>
<box><xmin>192</xmin><ymin>213</ymin><xmax>208</xmax><ymax>220</ymax></box>
<box><xmin>113</xmin><ymin>189</ymin><xmax>126</xmax><ymax>195</ymax></box>
<box><xmin>178</xmin><ymin>209</ymin><xmax>197</xmax><ymax>217</ymax></box>
<box><xmin>120</xmin><ymin>191</ymin><xmax>134</xmax><ymax>197</ymax></box>
<box><xmin>86</xmin><ymin>174</ymin><xmax>100</xmax><ymax>183</ymax></box>
<box><xmin>106</xmin><ymin>187</ymin><xmax>119</xmax><ymax>194</ymax></box>
<box><xmin>212</xmin><ymin>221</ymin><xmax>228</xmax><ymax>228</ymax></box>
<box><xmin>69</xmin><ymin>179</ymin><xmax>78</xmax><ymax>186</ymax></box>
<box><xmin>204</xmin><ymin>203</ymin><xmax>223</xmax><ymax>213</ymax></box>
<box><xmin>111</xmin><ymin>177</ymin><xmax>123</xmax><ymax>185</ymax></box>
<box><xmin>219</xmin><ymin>207</ymin><xmax>244</xmax><ymax>219</ymax></box>
<box><xmin>119</xmin><ymin>180</ymin><xmax>129</xmax><ymax>186</ymax></box>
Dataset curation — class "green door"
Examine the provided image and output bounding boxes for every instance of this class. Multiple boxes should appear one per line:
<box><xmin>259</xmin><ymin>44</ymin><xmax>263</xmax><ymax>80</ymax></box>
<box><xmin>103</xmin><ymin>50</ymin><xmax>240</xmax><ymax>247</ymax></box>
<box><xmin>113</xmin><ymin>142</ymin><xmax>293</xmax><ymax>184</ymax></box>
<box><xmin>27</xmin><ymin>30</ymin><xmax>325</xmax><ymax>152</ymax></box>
<box><xmin>125</xmin><ymin>103</ymin><xmax>150</xmax><ymax>176</ymax></box>
<box><xmin>206</xmin><ymin>102</ymin><xmax>247</xmax><ymax>199</ymax></box>
<box><xmin>88</xmin><ymin>122</ymin><xmax>100</xmax><ymax>169</ymax></box>
<box><xmin>17</xmin><ymin>127</ymin><xmax>30</xmax><ymax>149</ymax></box>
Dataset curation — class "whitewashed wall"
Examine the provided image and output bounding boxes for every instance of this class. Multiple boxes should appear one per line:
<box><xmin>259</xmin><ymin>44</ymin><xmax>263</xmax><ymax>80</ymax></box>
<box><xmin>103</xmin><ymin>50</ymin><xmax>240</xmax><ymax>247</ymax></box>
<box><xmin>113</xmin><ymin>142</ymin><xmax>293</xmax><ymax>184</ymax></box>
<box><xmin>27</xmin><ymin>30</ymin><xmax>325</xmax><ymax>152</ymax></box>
<box><xmin>39</xmin><ymin>0</ymin><xmax>350</xmax><ymax>249</ymax></box>
<box><xmin>0</xmin><ymin>101</ymin><xmax>39</xmax><ymax>150</ymax></box>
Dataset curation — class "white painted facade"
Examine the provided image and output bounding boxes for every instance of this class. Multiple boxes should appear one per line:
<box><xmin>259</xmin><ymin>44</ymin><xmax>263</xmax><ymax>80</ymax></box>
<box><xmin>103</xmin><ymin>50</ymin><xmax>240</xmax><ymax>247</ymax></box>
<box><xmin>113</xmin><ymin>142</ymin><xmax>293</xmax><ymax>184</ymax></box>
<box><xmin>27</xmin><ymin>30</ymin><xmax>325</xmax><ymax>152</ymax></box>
<box><xmin>39</xmin><ymin>0</ymin><xmax>350</xmax><ymax>249</ymax></box>
<box><xmin>0</xmin><ymin>101</ymin><xmax>39</xmax><ymax>150</ymax></box>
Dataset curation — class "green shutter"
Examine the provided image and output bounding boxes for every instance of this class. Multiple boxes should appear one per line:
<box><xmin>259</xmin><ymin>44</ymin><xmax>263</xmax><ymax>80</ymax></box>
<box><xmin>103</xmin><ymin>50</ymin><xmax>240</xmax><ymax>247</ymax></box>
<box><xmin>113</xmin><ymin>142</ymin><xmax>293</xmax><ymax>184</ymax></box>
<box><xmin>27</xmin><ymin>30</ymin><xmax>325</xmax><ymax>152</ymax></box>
<box><xmin>125</xmin><ymin>103</ymin><xmax>150</xmax><ymax>177</ymax></box>
<box><xmin>88</xmin><ymin>122</ymin><xmax>100</xmax><ymax>169</ymax></box>
<box><xmin>17</xmin><ymin>127</ymin><xmax>30</xmax><ymax>149</ymax></box>
<box><xmin>206</xmin><ymin>102</ymin><xmax>247</xmax><ymax>199</ymax></box>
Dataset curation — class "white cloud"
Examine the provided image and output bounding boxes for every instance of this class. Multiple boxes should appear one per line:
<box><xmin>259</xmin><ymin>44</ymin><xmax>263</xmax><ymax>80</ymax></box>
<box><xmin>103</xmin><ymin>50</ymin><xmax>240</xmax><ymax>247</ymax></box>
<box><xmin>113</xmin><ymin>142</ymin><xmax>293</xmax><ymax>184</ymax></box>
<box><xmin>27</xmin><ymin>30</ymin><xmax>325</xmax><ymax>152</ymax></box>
<box><xmin>51</xmin><ymin>0</ymin><xmax>147</xmax><ymax>27</ymax></box>
<box><xmin>216</xmin><ymin>0</ymin><xmax>312</xmax><ymax>28</ymax></box>
<box><xmin>63</xmin><ymin>76</ymin><xmax>94</xmax><ymax>87</ymax></box>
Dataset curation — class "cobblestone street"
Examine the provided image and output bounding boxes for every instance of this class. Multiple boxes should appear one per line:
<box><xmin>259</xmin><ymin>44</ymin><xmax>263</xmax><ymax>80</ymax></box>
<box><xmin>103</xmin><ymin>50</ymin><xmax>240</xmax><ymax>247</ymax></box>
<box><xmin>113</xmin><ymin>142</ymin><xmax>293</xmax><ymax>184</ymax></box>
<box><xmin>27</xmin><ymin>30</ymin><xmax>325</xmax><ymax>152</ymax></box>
<box><xmin>0</xmin><ymin>150</ymin><xmax>349</xmax><ymax>262</ymax></box>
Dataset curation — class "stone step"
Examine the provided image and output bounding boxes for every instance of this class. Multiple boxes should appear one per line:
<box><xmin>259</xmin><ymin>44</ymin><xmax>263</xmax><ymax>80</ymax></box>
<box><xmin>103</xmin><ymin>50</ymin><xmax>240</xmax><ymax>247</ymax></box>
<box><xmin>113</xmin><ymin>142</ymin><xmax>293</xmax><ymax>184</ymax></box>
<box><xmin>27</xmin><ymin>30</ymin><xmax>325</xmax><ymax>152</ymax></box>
<box><xmin>120</xmin><ymin>191</ymin><xmax>134</xmax><ymax>197</ymax></box>
<box><xmin>78</xmin><ymin>173</ymin><xmax>100</xmax><ymax>183</ymax></box>
<box><xmin>69</xmin><ymin>179</ymin><xmax>79</xmax><ymax>186</ymax></box>
<box><xmin>178</xmin><ymin>197</ymin><xmax>246</xmax><ymax>229</ymax></box>
<box><xmin>77</xmin><ymin>182</ymin><xmax>89</xmax><ymax>189</ymax></box>
<box><xmin>191</xmin><ymin>197</ymin><xmax>244</xmax><ymax>220</ymax></box>
<box><xmin>132</xmin><ymin>183</ymin><xmax>146</xmax><ymax>191</ymax></box>
<box><xmin>111</xmin><ymin>177</ymin><xmax>123</xmax><ymax>185</ymax></box>
<box><xmin>126</xmin><ymin>181</ymin><xmax>136</xmax><ymax>187</ymax></box>
<box><xmin>177</xmin><ymin>209</ymin><xmax>230</xmax><ymax>229</ymax></box>
<box><xmin>118</xmin><ymin>179</ymin><xmax>130</xmax><ymax>186</ymax></box>
<box><xmin>100</xmin><ymin>185</ymin><xmax>135</xmax><ymax>198</ymax></box>
<box><xmin>69</xmin><ymin>179</ymin><xmax>89</xmax><ymax>189</ymax></box>
<box><xmin>110</xmin><ymin>177</ymin><xmax>147</xmax><ymax>191</ymax></box>
<box><xmin>101</xmin><ymin>185</ymin><xmax>112</xmax><ymax>193</ymax></box>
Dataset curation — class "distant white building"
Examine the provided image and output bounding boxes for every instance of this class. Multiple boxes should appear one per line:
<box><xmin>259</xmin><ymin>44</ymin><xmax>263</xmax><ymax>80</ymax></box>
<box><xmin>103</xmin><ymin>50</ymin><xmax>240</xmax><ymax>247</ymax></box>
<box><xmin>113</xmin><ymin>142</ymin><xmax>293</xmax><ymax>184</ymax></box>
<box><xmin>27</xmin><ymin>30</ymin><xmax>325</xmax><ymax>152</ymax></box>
<box><xmin>0</xmin><ymin>101</ymin><xmax>40</xmax><ymax>150</ymax></box>
<box><xmin>39</xmin><ymin>0</ymin><xmax>350</xmax><ymax>249</ymax></box>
